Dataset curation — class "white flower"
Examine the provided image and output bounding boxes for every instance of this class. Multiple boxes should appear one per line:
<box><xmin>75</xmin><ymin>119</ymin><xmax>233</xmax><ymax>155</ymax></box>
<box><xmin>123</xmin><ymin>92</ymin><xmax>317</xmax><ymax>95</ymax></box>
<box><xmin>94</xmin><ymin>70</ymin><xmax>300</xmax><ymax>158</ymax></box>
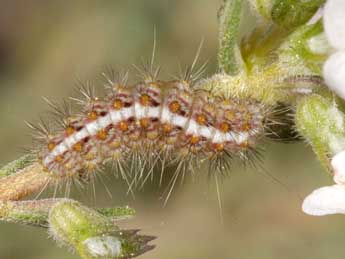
<box><xmin>323</xmin><ymin>0</ymin><xmax>345</xmax><ymax>99</ymax></box>
<box><xmin>302</xmin><ymin>149</ymin><xmax>345</xmax><ymax>216</ymax></box>
<box><xmin>302</xmin><ymin>184</ymin><xmax>345</xmax><ymax>216</ymax></box>
<box><xmin>303</xmin><ymin>0</ymin><xmax>345</xmax><ymax>217</ymax></box>
<box><xmin>323</xmin><ymin>52</ymin><xmax>345</xmax><ymax>99</ymax></box>
<box><xmin>323</xmin><ymin>0</ymin><xmax>345</xmax><ymax>50</ymax></box>
<box><xmin>331</xmin><ymin>150</ymin><xmax>345</xmax><ymax>184</ymax></box>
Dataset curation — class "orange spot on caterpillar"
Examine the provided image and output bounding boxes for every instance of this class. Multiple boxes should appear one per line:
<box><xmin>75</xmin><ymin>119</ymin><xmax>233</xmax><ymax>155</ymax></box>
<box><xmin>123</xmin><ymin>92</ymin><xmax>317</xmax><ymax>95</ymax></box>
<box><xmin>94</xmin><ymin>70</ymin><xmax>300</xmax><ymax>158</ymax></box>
<box><xmin>169</xmin><ymin>101</ymin><xmax>181</xmax><ymax>113</ymax></box>
<box><xmin>66</xmin><ymin>127</ymin><xmax>75</xmax><ymax>136</ymax></box>
<box><xmin>213</xmin><ymin>143</ymin><xmax>224</xmax><ymax>152</ymax></box>
<box><xmin>113</xmin><ymin>99</ymin><xmax>123</xmax><ymax>110</ymax></box>
<box><xmin>140</xmin><ymin>118</ymin><xmax>150</xmax><ymax>129</ymax></box>
<box><xmin>241</xmin><ymin>123</ymin><xmax>251</xmax><ymax>131</ymax></box>
<box><xmin>162</xmin><ymin>123</ymin><xmax>173</xmax><ymax>133</ymax></box>
<box><xmin>48</xmin><ymin>142</ymin><xmax>56</xmax><ymax>151</ymax></box>
<box><xmin>119</xmin><ymin>121</ymin><xmax>129</xmax><ymax>132</ymax></box>
<box><xmin>190</xmin><ymin>135</ymin><xmax>200</xmax><ymax>145</ymax></box>
<box><xmin>219</xmin><ymin>122</ymin><xmax>231</xmax><ymax>133</ymax></box>
<box><xmin>73</xmin><ymin>142</ymin><xmax>83</xmax><ymax>152</ymax></box>
<box><xmin>88</xmin><ymin>111</ymin><xmax>98</xmax><ymax>120</ymax></box>
<box><xmin>196</xmin><ymin>114</ymin><xmax>207</xmax><ymax>125</ymax></box>
<box><xmin>140</xmin><ymin>94</ymin><xmax>151</xmax><ymax>106</ymax></box>
<box><xmin>97</xmin><ymin>129</ymin><xmax>107</xmax><ymax>140</ymax></box>
<box><xmin>55</xmin><ymin>155</ymin><xmax>64</xmax><ymax>163</ymax></box>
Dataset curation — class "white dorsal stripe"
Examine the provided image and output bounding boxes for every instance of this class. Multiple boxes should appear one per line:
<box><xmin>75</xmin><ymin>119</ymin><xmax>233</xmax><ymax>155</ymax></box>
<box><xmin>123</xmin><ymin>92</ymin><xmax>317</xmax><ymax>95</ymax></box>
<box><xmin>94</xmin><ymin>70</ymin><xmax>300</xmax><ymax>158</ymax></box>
<box><xmin>161</xmin><ymin>106</ymin><xmax>189</xmax><ymax>127</ymax></box>
<box><xmin>160</xmin><ymin>107</ymin><xmax>171</xmax><ymax>122</ymax></box>
<box><xmin>134</xmin><ymin>103</ymin><xmax>146</xmax><ymax>118</ymax></box>
<box><xmin>109</xmin><ymin>110</ymin><xmax>122</xmax><ymax>123</ymax></box>
<box><xmin>98</xmin><ymin>114</ymin><xmax>112</xmax><ymax>129</ymax></box>
<box><xmin>135</xmin><ymin>103</ymin><xmax>161</xmax><ymax>119</ymax></box>
<box><xmin>185</xmin><ymin>120</ymin><xmax>199</xmax><ymax>135</ymax></box>
<box><xmin>199</xmin><ymin>126</ymin><xmax>215</xmax><ymax>139</ymax></box>
<box><xmin>212</xmin><ymin>131</ymin><xmax>235</xmax><ymax>143</ymax></box>
<box><xmin>235</xmin><ymin>132</ymin><xmax>249</xmax><ymax>144</ymax></box>
<box><xmin>85</xmin><ymin>121</ymin><xmax>100</xmax><ymax>135</ymax></box>
<box><xmin>120</xmin><ymin>107</ymin><xmax>134</xmax><ymax>119</ymax></box>
<box><xmin>74</xmin><ymin>128</ymin><xmax>89</xmax><ymax>141</ymax></box>
<box><xmin>43</xmin><ymin>103</ymin><xmax>251</xmax><ymax>167</ymax></box>
<box><xmin>148</xmin><ymin>107</ymin><xmax>160</xmax><ymax>118</ymax></box>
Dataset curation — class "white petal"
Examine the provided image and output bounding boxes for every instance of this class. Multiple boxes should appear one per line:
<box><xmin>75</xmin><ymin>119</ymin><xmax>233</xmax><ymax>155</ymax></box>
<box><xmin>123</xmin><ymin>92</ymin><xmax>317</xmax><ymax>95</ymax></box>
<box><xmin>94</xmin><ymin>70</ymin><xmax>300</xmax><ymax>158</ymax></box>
<box><xmin>332</xmin><ymin>150</ymin><xmax>345</xmax><ymax>184</ymax></box>
<box><xmin>323</xmin><ymin>51</ymin><xmax>345</xmax><ymax>100</ymax></box>
<box><xmin>83</xmin><ymin>236</ymin><xmax>122</xmax><ymax>257</ymax></box>
<box><xmin>302</xmin><ymin>184</ymin><xmax>345</xmax><ymax>216</ymax></box>
<box><xmin>324</xmin><ymin>0</ymin><xmax>345</xmax><ymax>50</ymax></box>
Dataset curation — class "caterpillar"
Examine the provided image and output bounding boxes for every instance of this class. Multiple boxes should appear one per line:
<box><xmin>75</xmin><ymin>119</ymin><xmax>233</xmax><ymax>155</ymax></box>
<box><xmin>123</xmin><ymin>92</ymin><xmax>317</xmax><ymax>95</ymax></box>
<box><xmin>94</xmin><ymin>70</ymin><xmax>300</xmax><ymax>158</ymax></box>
<box><xmin>26</xmin><ymin>66</ymin><xmax>272</xmax><ymax>191</ymax></box>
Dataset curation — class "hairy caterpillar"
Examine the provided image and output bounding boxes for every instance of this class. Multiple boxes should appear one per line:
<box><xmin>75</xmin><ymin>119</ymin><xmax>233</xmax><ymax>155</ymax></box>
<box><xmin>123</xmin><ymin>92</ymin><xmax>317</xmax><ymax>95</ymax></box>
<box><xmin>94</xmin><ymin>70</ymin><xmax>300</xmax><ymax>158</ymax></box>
<box><xmin>25</xmin><ymin>64</ymin><xmax>273</xmax><ymax>193</ymax></box>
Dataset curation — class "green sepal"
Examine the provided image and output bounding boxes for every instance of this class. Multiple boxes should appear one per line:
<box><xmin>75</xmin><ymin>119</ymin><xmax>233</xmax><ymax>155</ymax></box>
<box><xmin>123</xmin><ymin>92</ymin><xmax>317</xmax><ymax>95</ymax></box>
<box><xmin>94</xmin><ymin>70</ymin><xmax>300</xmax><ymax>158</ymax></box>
<box><xmin>277</xmin><ymin>21</ymin><xmax>330</xmax><ymax>76</ymax></box>
<box><xmin>271</xmin><ymin>0</ymin><xmax>325</xmax><ymax>29</ymax></box>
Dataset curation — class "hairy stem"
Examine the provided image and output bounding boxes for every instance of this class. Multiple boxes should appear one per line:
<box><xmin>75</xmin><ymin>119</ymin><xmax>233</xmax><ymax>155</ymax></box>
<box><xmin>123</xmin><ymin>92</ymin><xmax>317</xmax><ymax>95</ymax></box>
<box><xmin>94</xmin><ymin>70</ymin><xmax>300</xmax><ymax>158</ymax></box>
<box><xmin>0</xmin><ymin>154</ymin><xmax>35</xmax><ymax>179</ymax></box>
<box><xmin>0</xmin><ymin>198</ymin><xmax>136</xmax><ymax>227</ymax></box>
<box><xmin>0</xmin><ymin>162</ymin><xmax>51</xmax><ymax>201</ymax></box>
<box><xmin>218</xmin><ymin>0</ymin><xmax>245</xmax><ymax>75</ymax></box>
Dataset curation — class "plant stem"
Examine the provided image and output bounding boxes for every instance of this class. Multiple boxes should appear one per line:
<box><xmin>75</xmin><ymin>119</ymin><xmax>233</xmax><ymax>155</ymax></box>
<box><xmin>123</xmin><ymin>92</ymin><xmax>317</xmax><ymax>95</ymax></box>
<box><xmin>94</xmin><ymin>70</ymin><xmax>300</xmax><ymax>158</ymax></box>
<box><xmin>0</xmin><ymin>163</ymin><xmax>51</xmax><ymax>201</ymax></box>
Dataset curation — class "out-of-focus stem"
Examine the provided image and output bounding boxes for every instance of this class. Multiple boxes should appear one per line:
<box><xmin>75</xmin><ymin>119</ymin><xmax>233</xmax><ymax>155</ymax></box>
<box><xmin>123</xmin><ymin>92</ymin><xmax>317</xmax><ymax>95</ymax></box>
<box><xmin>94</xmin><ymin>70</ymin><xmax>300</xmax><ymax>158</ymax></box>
<box><xmin>0</xmin><ymin>154</ymin><xmax>35</xmax><ymax>179</ymax></box>
<box><xmin>0</xmin><ymin>163</ymin><xmax>51</xmax><ymax>201</ymax></box>
<box><xmin>0</xmin><ymin>198</ymin><xmax>136</xmax><ymax>228</ymax></box>
<box><xmin>0</xmin><ymin>199</ymin><xmax>58</xmax><ymax>227</ymax></box>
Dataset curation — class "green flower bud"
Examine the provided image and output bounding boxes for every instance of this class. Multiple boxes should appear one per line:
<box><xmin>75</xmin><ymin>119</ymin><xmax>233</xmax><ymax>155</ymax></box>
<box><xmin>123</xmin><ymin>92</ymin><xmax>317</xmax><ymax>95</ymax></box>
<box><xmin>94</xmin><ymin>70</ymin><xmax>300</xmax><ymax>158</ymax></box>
<box><xmin>296</xmin><ymin>94</ymin><xmax>345</xmax><ymax>172</ymax></box>
<box><xmin>49</xmin><ymin>200</ymin><xmax>155</xmax><ymax>259</ymax></box>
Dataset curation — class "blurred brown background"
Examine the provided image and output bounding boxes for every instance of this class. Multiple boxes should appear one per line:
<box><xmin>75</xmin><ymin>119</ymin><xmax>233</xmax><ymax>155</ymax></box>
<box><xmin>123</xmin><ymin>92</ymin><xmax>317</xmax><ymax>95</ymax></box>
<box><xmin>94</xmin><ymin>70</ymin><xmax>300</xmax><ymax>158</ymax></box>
<box><xmin>0</xmin><ymin>1</ymin><xmax>343</xmax><ymax>259</ymax></box>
